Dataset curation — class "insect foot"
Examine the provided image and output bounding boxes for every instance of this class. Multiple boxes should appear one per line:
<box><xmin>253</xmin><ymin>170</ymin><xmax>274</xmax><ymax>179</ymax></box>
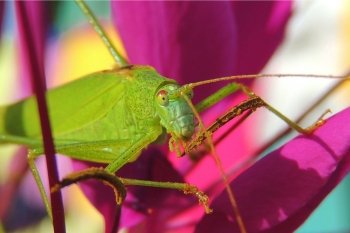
<box><xmin>303</xmin><ymin>109</ymin><xmax>332</xmax><ymax>134</ymax></box>
<box><xmin>51</xmin><ymin>167</ymin><xmax>126</xmax><ymax>205</ymax></box>
<box><xmin>184</xmin><ymin>184</ymin><xmax>213</xmax><ymax>214</ymax></box>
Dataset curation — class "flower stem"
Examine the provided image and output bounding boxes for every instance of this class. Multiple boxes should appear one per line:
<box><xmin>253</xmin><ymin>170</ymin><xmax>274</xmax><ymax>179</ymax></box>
<box><xmin>15</xmin><ymin>2</ymin><xmax>66</xmax><ymax>232</ymax></box>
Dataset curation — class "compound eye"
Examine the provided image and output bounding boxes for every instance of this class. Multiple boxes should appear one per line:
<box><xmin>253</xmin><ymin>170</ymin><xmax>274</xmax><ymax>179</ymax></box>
<box><xmin>156</xmin><ymin>90</ymin><xmax>169</xmax><ymax>106</ymax></box>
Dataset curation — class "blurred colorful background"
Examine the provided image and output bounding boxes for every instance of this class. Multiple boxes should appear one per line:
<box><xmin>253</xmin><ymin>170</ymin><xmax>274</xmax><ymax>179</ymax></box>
<box><xmin>0</xmin><ymin>1</ymin><xmax>349</xmax><ymax>233</ymax></box>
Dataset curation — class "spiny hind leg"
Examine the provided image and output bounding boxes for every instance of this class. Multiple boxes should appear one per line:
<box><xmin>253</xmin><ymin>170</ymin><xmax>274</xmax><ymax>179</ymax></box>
<box><xmin>52</xmin><ymin>167</ymin><xmax>212</xmax><ymax>214</ymax></box>
<box><xmin>51</xmin><ymin>167</ymin><xmax>126</xmax><ymax>205</ymax></box>
<box><xmin>185</xmin><ymin>97</ymin><xmax>266</xmax><ymax>154</ymax></box>
<box><xmin>185</xmin><ymin>85</ymin><xmax>329</xmax><ymax>154</ymax></box>
<box><xmin>238</xmin><ymin>84</ymin><xmax>330</xmax><ymax>134</ymax></box>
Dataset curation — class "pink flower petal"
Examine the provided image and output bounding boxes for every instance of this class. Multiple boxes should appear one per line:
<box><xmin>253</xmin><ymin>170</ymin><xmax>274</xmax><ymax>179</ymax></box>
<box><xmin>195</xmin><ymin>107</ymin><xmax>350</xmax><ymax>233</ymax></box>
<box><xmin>232</xmin><ymin>1</ymin><xmax>292</xmax><ymax>74</ymax></box>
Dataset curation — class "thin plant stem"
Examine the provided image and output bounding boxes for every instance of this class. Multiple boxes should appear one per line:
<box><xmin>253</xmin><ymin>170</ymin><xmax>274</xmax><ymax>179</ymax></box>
<box><xmin>15</xmin><ymin>2</ymin><xmax>66</xmax><ymax>232</ymax></box>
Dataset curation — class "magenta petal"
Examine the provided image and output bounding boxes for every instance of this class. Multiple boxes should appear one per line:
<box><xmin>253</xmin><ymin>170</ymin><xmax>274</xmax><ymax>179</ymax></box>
<box><xmin>232</xmin><ymin>1</ymin><xmax>292</xmax><ymax>74</ymax></box>
<box><xmin>195</xmin><ymin>107</ymin><xmax>350</xmax><ymax>233</ymax></box>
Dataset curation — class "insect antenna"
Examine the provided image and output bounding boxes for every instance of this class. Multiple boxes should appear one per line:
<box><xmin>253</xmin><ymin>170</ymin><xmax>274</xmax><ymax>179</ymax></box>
<box><xmin>186</xmin><ymin>73</ymin><xmax>346</xmax><ymax>89</ymax></box>
<box><xmin>181</xmin><ymin>93</ymin><xmax>247</xmax><ymax>233</ymax></box>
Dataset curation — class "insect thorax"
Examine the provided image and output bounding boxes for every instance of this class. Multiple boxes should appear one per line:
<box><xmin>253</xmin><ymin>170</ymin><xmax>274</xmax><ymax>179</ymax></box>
<box><xmin>125</xmin><ymin>66</ymin><xmax>176</xmax><ymax>120</ymax></box>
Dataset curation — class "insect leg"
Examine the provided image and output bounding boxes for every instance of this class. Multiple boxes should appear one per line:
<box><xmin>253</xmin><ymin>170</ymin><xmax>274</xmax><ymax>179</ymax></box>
<box><xmin>238</xmin><ymin>84</ymin><xmax>329</xmax><ymax>134</ymax></box>
<box><xmin>52</xmin><ymin>167</ymin><xmax>212</xmax><ymax>214</ymax></box>
<box><xmin>186</xmin><ymin>97</ymin><xmax>266</xmax><ymax>153</ymax></box>
<box><xmin>26</xmin><ymin>139</ymin><xmax>133</xmax><ymax>221</ymax></box>
<box><xmin>120</xmin><ymin>177</ymin><xmax>212</xmax><ymax>214</ymax></box>
<box><xmin>189</xmin><ymin>76</ymin><xmax>350</xmax><ymax>159</ymax></box>
<box><xmin>104</xmin><ymin>131</ymin><xmax>162</xmax><ymax>173</ymax></box>
<box><xmin>47</xmin><ymin>134</ymin><xmax>213</xmax><ymax>213</ymax></box>
<box><xmin>187</xmin><ymin>73</ymin><xmax>350</xmax><ymax>150</ymax></box>
<box><xmin>188</xmin><ymin>80</ymin><xmax>335</xmax><ymax>153</ymax></box>
<box><xmin>51</xmin><ymin>167</ymin><xmax>126</xmax><ymax>205</ymax></box>
<box><xmin>27</xmin><ymin>150</ymin><xmax>52</xmax><ymax>219</ymax></box>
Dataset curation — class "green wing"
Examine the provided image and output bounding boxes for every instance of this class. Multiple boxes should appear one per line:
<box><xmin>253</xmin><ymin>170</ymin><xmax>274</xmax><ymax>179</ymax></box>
<box><xmin>0</xmin><ymin>70</ymin><xmax>126</xmax><ymax>146</ymax></box>
<box><xmin>0</xmin><ymin>66</ymin><xmax>166</xmax><ymax>166</ymax></box>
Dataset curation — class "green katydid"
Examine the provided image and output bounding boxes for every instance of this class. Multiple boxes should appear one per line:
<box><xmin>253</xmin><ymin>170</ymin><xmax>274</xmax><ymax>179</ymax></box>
<box><xmin>0</xmin><ymin>1</ymin><xmax>348</xmax><ymax>233</ymax></box>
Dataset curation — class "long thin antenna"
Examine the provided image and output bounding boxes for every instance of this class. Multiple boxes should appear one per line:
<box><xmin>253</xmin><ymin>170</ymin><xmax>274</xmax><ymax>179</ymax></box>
<box><xmin>75</xmin><ymin>0</ymin><xmax>129</xmax><ymax>67</ymax></box>
<box><xmin>187</xmin><ymin>73</ymin><xmax>346</xmax><ymax>88</ymax></box>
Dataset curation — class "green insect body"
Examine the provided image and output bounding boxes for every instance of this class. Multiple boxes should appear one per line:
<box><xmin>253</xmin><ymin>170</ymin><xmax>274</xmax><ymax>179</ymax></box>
<box><xmin>0</xmin><ymin>65</ymin><xmax>195</xmax><ymax>172</ymax></box>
